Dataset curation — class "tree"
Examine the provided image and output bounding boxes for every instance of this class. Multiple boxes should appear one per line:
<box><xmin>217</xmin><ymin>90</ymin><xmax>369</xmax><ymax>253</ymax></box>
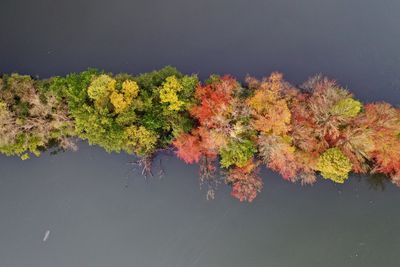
<box><xmin>0</xmin><ymin>74</ymin><xmax>75</xmax><ymax>159</ymax></box>
<box><xmin>190</xmin><ymin>75</ymin><xmax>238</xmax><ymax>127</ymax></box>
<box><xmin>172</xmin><ymin>133</ymin><xmax>202</xmax><ymax>164</ymax></box>
<box><xmin>159</xmin><ymin>75</ymin><xmax>185</xmax><ymax>111</ymax></box>
<box><xmin>355</xmin><ymin>103</ymin><xmax>400</xmax><ymax>184</ymax></box>
<box><xmin>87</xmin><ymin>74</ymin><xmax>116</xmax><ymax>109</ymax></box>
<box><xmin>219</xmin><ymin>139</ymin><xmax>256</xmax><ymax>168</ymax></box>
<box><xmin>316</xmin><ymin>148</ymin><xmax>353</xmax><ymax>183</ymax></box>
<box><xmin>258</xmin><ymin>134</ymin><xmax>299</xmax><ymax>180</ymax></box>
<box><xmin>330</xmin><ymin>98</ymin><xmax>362</xmax><ymax>118</ymax></box>
<box><xmin>246</xmin><ymin>72</ymin><xmax>292</xmax><ymax>135</ymax></box>
<box><xmin>246</xmin><ymin>73</ymin><xmax>302</xmax><ymax>182</ymax></box>
<box><xmin>124</xmin><ymin>125</ymin><xmax>158</xmax><ymax>156</ymax></box>
<box><xmin>110</xmin><ymin>80</ymin><xmax>139</xmax><ymax>114</ymax></box>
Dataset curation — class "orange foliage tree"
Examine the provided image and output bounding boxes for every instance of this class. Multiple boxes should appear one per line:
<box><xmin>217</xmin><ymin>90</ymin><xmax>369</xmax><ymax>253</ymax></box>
<box><xmin>173</xmin><ymin>75</ymin><xmax>261</xmax><ymax>201</ymax></box>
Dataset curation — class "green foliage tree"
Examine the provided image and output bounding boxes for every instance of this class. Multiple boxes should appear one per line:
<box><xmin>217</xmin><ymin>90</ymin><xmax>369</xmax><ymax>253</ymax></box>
<box><xmin>330</xmin><ymin>97</ymin><xmax>362</xmax><ymax>118</ymax></box>
<box><xmin>220</xmin><ymin>139</ymin><xmax>257</xmax><ymax>168</ymax></box>
<box><xmin>132</xmin><ymin>67</ymin><xmax>198</xmax><ymax>146</ymax></box>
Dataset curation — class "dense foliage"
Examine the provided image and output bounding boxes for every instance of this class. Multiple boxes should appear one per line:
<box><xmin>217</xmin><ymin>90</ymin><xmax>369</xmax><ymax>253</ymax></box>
<box><xmin>173</xmin><ymin>72</ymin><xmax>399</xmax><ymax>201</ymax></box>
<box><xmin>47</xmin><ymin>66</ymin><xmax>198</xmax><ymax>156</ymax></box>
<box><xmin>0</xmin><ymin>74</ymin><xmax>75</xmax><ymax>159</ymax></box>
<box><xmin>0</xmin><ymin>67</ymin><xmax>399</xmax><ymax>202</ymax></box>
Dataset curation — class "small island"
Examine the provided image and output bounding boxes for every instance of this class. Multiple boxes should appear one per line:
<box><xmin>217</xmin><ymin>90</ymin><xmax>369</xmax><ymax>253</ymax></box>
<box><xmin>0</xmin><ymin>66</ymin><xmax>399</xmax><ymax>202</ymax></box>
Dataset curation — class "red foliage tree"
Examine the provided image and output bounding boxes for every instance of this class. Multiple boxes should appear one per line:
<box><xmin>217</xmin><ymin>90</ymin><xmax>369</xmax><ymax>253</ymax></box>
<box><xmin>357</xmin><ymin>103</ymin><xmax>400</xmax><ymax>181</ymax></box>
<box><xmin>173</xmin><ymin>133</ymin><xmax>202</xmax><ymax>164</ymax></box>
<box><xmin>190</xmin><ymin>75</ymin><xmax>238</xmax><ymax>127</ymax></box>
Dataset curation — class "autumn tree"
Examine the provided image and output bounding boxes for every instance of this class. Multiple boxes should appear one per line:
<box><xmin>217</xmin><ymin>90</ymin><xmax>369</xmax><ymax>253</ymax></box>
<box><xmin>0</xmin><ymin>74</ymin><xmax>75</xmax><ymax>159</ymax></box>
<box><xmin>246</xmin><ymin>73</ymin><xmax>307</xmax><ymax>183</ymax></box>
<box><xmin>246</xmin><ymin>72</ymin><xmax>292</xmax><ymax>135</ymax></box>
<box><xmin>349</xmin><ymin>103</ymin><xmax>400</xmax><ymax>185</ymax></box>
<box><xmin>316</xmin><ymin>148</ymin><xmax>353</xmax><ymax>183</ymax></box>
<box><xmin>174</xmin><ymin>75</ymin><xmax>260</xmax><ymax>201</ymax></box>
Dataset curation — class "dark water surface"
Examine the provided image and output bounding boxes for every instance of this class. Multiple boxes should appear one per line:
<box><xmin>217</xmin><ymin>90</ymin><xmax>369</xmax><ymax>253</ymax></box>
<box><xmin>1</xmin><ymin>0</ymin><xmax>400</xmax><ymax>266</ymax></box>
<box><xmin>1</xmin><ymin>143</ymin><xmax>400</xmax><ymax>267</ymax></box>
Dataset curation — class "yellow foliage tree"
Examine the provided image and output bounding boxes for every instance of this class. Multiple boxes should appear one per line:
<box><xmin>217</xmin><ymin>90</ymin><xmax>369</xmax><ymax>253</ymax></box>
<box><xmin>88</xmin><ymin>74</ymin><xmax>116</xmax><ymax>109</ymax></box>
<box><xmin>122</xmin><ymin>80</ymin><xmax>139</xmax><ymax>99</ymax></box>
<box><xmin>247</xmin><ymin>72</ymin><xmax>291</xmax><ymax>136</ymax></box>
<box><xmin>109</xmin><ymin>91</ymin><xmax>126</xmax><ymax>113</ymax></box>
<box><xmin>316</xmin><ymin>148</ymin><xmax>352</xmax><ymax>183</ymax></box>
<box><xmin>124</xmin><ymin>125</ymin><xmax>158</xmax><ymax>156</ymax></box>
<box><xmin>110</xmin><ymin>80</ymin><xmax>139</xmax><ymax>114</ymax></box>
<box><xmin>159</xmin><ymin>75</ymin><xmax>184</xmax><ymax>111</ymax></box>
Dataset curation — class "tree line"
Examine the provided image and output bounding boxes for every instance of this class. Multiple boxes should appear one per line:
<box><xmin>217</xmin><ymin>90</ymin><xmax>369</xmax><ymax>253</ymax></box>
<box><xmin>0</xmin><ymin>67</ymin><xmax>399</xmax><ymax>202</ymax></box>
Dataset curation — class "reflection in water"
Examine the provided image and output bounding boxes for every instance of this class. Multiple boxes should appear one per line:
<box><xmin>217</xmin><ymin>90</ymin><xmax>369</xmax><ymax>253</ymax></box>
<box><xmin>1</xmin><ymin>142</ymin><xmax>400</xmax><ymax>267</ymax></box>
<box><xmin>365</xmin><ymin>173</ymin><xmax>391</xmax><ymax>192</ymax></box>
<box><xmin>48</xmin><ymin>143</ymin><xmax>395</xmax><ymax>194</ymax></box>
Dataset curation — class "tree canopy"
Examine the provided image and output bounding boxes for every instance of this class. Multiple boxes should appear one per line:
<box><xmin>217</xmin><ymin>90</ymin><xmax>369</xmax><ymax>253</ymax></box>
<box><xmin>1</xmin><ymin>67</ymin><xmax>399</xmax><ymax>202</ymax></box>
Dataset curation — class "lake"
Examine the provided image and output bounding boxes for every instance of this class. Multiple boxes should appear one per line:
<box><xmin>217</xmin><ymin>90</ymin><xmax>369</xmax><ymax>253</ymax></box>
<box><xmin>0</xmin><ymin>0</ymin><xmax>399</xmax><ymax>266</ymax></box>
